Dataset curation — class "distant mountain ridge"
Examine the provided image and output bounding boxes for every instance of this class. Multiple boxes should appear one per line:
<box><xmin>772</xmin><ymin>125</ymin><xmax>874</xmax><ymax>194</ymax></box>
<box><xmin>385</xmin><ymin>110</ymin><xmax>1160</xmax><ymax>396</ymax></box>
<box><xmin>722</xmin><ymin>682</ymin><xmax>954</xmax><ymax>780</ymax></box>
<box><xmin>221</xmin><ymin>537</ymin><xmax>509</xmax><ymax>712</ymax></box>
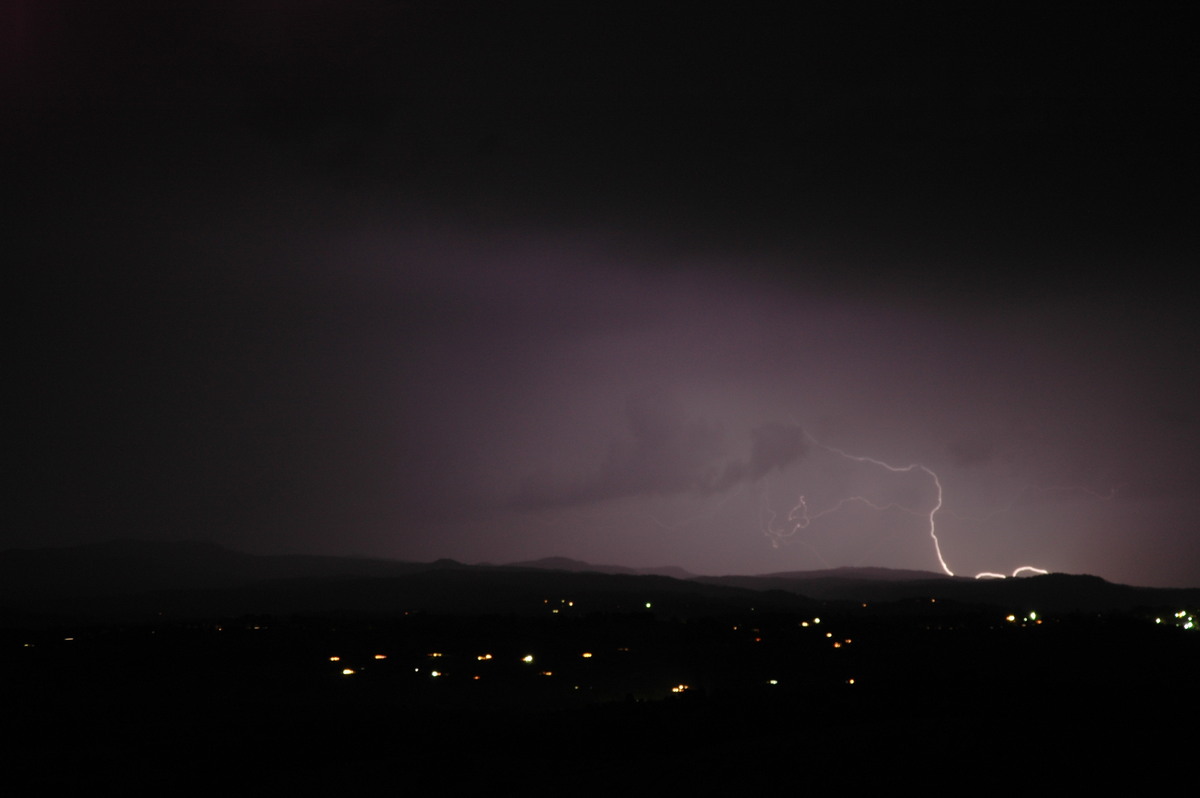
<box><xmin>0</xmin><ymin>538</ymin><xmax>426</xmax><ymax>600</ymax></box>
<box><xmin>506</xmin><ymin>556</ymin><xmax>695</xmax><ymax>580</ymax></box>
<box><xmin>1</xmin><ymin>540</ymin><xmax>1195</xmax><ymax>622</ymax></box>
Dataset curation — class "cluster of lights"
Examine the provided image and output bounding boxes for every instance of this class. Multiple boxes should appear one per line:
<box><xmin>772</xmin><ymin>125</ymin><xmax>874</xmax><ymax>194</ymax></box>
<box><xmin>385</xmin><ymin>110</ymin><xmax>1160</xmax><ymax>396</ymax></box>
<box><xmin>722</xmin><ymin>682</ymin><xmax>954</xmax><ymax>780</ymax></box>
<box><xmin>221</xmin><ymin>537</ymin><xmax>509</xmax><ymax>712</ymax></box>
<box><xmin>330</xmin><ymin>653</ymin><xmax>392</xmax><ymax>676</ymax></box>
<box><xmin>544</xmin><ymin>598</ymin><xmax>576</xmax><ymax>615</ymax></box>
<box><xmin>333</xmin><ymin>650</ymin><xmax>618</xmax><ymax>681</ymax></box>
<box><xmin>1155</xmin><ymin>610</ymin><xmax>1196</xmax><ymax>630</ymax></box>
<box><xmin>1004</xmin><ymin>611</ymin><xmax>1043</xmax><ymax>626</ymax></box>
<box><xmin>324</xmin><ymin>619</ymin><xmax>872</xmax><ymax>695</ymax></box>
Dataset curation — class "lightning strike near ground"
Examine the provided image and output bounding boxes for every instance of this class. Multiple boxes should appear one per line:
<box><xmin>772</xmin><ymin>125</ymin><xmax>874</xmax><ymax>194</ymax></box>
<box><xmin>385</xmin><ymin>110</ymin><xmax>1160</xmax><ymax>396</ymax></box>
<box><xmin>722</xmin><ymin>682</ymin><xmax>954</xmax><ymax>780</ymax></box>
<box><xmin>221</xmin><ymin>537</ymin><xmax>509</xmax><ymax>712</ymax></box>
<box><xmin>765</xmin><ymin>433</ymin><xmax>1058</xmax><ymax>579</ymax></box>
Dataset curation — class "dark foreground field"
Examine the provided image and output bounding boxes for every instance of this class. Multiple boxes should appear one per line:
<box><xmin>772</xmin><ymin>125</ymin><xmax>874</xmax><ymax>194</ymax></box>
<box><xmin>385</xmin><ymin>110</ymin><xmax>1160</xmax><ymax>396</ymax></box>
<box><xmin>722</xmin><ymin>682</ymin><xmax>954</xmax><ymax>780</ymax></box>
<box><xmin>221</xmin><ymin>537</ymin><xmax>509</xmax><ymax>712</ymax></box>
<box><xmin>6</xmin><ymin>598</ymin><xmax>1195</xmax><ymax>792</ymax></box>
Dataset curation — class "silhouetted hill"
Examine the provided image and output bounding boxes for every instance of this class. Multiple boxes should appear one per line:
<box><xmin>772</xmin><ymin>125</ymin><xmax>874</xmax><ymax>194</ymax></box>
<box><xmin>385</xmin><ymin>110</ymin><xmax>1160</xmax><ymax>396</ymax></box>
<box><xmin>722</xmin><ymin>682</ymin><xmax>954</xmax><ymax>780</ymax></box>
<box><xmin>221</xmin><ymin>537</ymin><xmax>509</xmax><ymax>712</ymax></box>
<box><xmin>0</xmin><ymin>541</ymin><xmax>811</xmax><ymax>623</ymax></box>
<box><xmin>0</xmin><ymin>539</ymin><xmax>426</xmax><ymax>601</ymax></box>
<box><xmin>2</xmin><ymin>541</ymin><xmax>1195</xmax><ymax>622</ymax></box>
<box><xmin>3</xmin><ymin>542</ymin><xmax>1196</xmax><ymax>792</ymax></box>
<box><xmin>508</xmin><ymin>556</ymin><xmax>694</xmax><ymax>580</ymax></box>
<box><xmin>696</xmin><ymin>570</ymin><xmax>1199</xmax><ymax>613</ymax></box>
<box><xmin>775</xmin><ymin>566</ymin><xmax>952</xmax><ymax>582</ymax></box>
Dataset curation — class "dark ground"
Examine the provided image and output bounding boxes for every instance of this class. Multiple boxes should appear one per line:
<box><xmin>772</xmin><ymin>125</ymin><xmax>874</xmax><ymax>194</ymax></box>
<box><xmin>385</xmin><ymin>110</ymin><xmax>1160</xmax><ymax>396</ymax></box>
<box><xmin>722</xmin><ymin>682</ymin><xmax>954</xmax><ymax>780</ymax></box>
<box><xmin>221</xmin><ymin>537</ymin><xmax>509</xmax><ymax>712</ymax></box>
<box><xmin>6</xmin><ymin>598</ymin><xmax>1194</xmax><ymax>791</ymax></box>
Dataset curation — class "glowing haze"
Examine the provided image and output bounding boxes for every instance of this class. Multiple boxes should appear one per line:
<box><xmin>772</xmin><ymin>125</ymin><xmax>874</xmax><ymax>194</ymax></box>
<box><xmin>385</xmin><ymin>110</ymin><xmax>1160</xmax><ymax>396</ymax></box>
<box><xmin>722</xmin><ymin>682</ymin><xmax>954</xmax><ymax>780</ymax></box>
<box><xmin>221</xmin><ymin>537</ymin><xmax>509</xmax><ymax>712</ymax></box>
<box><xmin>11</xmin><ymin>4</ymin><xmax>1198</xmax><ymax>587</ymax></box>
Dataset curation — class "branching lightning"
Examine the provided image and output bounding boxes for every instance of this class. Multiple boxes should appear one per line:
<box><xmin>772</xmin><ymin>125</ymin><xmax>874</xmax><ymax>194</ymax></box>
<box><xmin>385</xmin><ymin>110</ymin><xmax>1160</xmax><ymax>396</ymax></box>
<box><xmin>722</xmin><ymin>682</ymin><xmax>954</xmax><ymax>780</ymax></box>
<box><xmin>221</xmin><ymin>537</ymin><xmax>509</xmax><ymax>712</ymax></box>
<box><xmin>764</xmin><ymin>436</ymin><xmax>953</xmax><ymax>576</ymax></box>
<box><xmin>764</xmin><ymin>431</ymin><xmax>1090</xmax><ymax>579</ymax></box>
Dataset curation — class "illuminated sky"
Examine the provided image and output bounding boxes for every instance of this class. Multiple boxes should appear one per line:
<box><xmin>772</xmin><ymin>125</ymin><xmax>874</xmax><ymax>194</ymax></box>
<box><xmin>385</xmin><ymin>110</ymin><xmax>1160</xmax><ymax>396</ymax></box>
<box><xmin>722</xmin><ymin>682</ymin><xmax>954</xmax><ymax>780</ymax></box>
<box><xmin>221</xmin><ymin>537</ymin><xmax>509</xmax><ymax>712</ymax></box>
<box><xmin>11</xmin><ymin>3</ymin><xmax>1198</xmax><ymax>586</ymax></box>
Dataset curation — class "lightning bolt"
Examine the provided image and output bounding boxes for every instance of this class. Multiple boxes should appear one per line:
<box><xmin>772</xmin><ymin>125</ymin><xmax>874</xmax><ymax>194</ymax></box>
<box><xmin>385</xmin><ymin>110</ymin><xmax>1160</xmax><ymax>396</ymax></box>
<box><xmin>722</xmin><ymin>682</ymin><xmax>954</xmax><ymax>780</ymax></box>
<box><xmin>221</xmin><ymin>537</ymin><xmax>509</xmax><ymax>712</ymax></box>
<box><xmin>766</xmin><ymin>431</ymin><xmax>1073</xmax><ymax>579</ymax></box>
<box><xmin>815</xmin><ymin>440</ymin><xmax>953</xmax><ymax>577</ymax></box>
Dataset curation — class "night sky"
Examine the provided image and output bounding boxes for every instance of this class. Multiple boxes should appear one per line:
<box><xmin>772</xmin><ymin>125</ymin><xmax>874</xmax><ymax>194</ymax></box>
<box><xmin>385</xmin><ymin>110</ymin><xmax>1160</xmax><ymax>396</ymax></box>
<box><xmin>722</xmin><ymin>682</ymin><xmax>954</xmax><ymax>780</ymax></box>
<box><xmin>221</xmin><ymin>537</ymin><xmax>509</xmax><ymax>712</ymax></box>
<box><xmin>10</xmin><ymin>3</ymin><xmax>1198</xmax><ymax>586</ymax></box>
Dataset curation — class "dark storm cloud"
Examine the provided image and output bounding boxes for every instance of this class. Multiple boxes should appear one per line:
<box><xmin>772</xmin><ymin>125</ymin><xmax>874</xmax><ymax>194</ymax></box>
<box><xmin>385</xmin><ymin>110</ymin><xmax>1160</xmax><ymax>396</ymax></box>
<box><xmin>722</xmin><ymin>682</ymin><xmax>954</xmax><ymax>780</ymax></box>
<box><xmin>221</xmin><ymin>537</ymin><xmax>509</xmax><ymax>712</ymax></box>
<box><xmin>515</xmin><ymin>390</ymin><xmax>725</xmax><ymax>508</ymax></box>
<box><xmin>11</xmin><ymin>3</ymin><xmax>1199</xmax><ymax>586</ymax></box>
<box><xmin>709</xmin><ymin>422</ymin><xmax>808</xmax><ymax>493</ymax></box>
<box><xmin>515</xmin><ymin>392</ymin><xmax>806</xmax><ymax>509</ymax></box>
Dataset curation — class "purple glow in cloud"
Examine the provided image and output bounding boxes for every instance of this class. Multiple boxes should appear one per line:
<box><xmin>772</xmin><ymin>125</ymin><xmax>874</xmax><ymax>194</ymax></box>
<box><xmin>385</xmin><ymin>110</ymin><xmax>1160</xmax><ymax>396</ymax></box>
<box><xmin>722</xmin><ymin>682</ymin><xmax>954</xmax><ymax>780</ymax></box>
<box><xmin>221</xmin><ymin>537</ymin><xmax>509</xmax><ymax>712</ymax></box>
<box><xmin>9</xmin><ymin>4</ymin><xmax>1197</xmax><ymax>587</ymax></box>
